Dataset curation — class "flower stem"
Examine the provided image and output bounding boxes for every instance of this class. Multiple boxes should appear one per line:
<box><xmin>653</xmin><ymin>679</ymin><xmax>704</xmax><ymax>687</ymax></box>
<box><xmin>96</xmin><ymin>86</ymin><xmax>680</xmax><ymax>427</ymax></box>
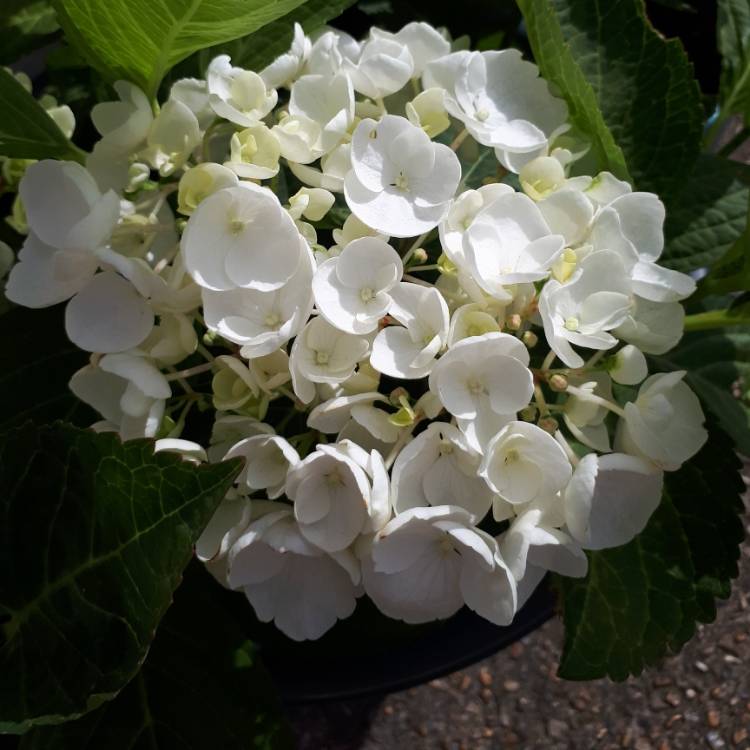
<box><xmin>165</xmin><ymin>361</ymin><xmax>214</xmax><ymax>381</ymax></box>
<box><xmin>450</xmin><ymin>128</ymin><xmax>469</xmax><ymax>151</ymax></box>
<box><xmin>683</xmin><ymin>307</ymin><xmax>750</xmax><ymax>331</ymax></box>
<box><xmin>566</xmin><ymin>384</ymin><xmax>626</xmax><ymax>418</ymax></box>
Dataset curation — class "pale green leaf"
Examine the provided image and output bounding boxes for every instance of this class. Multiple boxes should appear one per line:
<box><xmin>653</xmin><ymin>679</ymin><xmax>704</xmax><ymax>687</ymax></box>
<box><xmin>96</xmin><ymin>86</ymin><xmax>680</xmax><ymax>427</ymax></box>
<box><xmin>55</xmin><ymin>0</ymin><xmax>312</xmax><ymax>98</ymax></box>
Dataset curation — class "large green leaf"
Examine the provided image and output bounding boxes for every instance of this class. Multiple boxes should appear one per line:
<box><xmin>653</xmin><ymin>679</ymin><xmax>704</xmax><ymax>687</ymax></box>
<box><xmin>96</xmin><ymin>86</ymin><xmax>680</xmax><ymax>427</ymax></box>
<box><xmin>555</xmin><ymin>422</ymin><xmax>745</xmax><ymax>680</ymax></box>
<box><xmin>172</xmin><ymin>0</ymin><xmax>355</xmax><ymax>81</ymax></box>
<box><xmin>0</xmin><ymin>305</ymin><xmax>95</xmax><ymax>431</ymax></box>
<box><xmin>0</xmin><ymin>423</ymin><xmax>242</xmax><ymax>733</ymax></box>
<box><xmin>698</xmin><ymin>197</ymin><xmax>750</xmax><ymax>296</ymax></box>
<box><xmin>717</xmin><ymin>0</ymin><xmax>750</xmax><ymax>122</ymax></box>
<box><xmin>662</xmin><ymin>155</ymin><xmax>750</xmax><ymax>273</ymax></box>
<box><xmin>0</xmin><ymin>0</ymin><xmax>59</xmax><ymax>65</ymax></box>
<box><xmin>54</xmin><ymin>0</ymin><xmax>311</xmax><ymax>98</ymax></box>
<box><xmin>0</xmin><ymin>68</ymin><xmax>85</xmax><ymax>162</ymax></box>
<box><xmin>651</xmin><ymin>325</ymin><xmax>750</xmax><ymax>455</ymax></box>
<box><xmin>517</xmin><ymin>0</ymin><xmax>703</xmax><ymax>197</ymax></box>
<box><xmin>20</xmin><ymin>564</ymin><xmax>293</xmax><ymax>750</ymax></box>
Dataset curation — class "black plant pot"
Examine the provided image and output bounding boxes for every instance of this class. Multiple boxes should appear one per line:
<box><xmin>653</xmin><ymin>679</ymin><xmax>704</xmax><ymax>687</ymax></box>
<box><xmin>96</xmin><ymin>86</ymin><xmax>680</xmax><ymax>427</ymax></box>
<box><xmin>250</xmin><ymin>576</ymin><xmax>556</xmax><ymax>703</ymax></box>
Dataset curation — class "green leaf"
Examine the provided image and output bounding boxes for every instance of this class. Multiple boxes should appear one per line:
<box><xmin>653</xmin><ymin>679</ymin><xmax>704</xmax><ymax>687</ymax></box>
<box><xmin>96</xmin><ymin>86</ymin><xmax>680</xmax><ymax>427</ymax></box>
<box><xmin>0</xmin><ymin>68</ymin><xmax>85</xmax><ymax>162</ymax></box>
<box><xmin>517</xmin><ymin>0</ymin><xmax>703</xmax><ymax>197</ymax></box>
<box><xmin>0</xmin><ymin>423</ymin><xmax>242</xmax><ymax>733</ymax></box>
<box><xmin>652</xmin><ymin>325</ymin><xmax>750</xmax><ymax>455</ymax></box>
<box><xmin>555</xmin><ymin>422</ymin><xmax>745</xmax><ymax>680</ymax></box>
<box><xmin>54</xmin><ymin>0</ymin><xmax>312</xmax><ymax>99</ymax></box>
<box><xmin>0</xmin><ymin>0</ymin><xmax>59</xmax><ymax>65</ymax></box>
<box><xmin>698</xmin><ymin>197</ymin><xmax>750</xmax><ymax>296</ymax></box>
<box><xmin>662</xmin><ymin>155</ymin><xmax>750</xmax><ymax>274</ymax></box>
<box><xmin>179</xmin><ymin>0</ymin><xmax>356</xmax><ymax>80</ymax></box>
<box><xmin>19</xmin><ymin>564</ymin><xmax>293</xmax><ymax>749</ymax></box>
<box><xmin>0</xmin><ymin>305</ymin><xmax>96</xmax><ymax>431</ymax></box>
<box><xmin>717</xmin><ymin>0</ymin><xmax>750</xmax><ymax>123</ymax></box>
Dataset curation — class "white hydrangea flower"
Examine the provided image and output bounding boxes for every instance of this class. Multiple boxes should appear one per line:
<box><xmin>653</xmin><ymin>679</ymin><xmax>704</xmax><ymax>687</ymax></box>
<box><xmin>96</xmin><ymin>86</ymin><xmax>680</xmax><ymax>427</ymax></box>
<box><xmin>391</xmin><ymin>422</ymin><xmax>496</xmax><ymax>519</ymax></box>
<box><xmin>290</xmin><ymin>316</ymin><xmax>370</xmax><ymax>403</ymax></box>
<box><xmin>590</xmin><ymin>192</ymin><xmax>696</xmax><ymax>302</ymax></box>
<box><xmin>139</xmin><ymin>312</ymin><xmax>198</xmax><ymax>366</ymax></box>
<box><xmin>428</xmin><ymin>332</ymin><xmax>533</xmax><ymax>428</ymax></box>
<box><xmin>224</xmin><ymin>123</ymin><xmax>281</xmax><ymax>180</ymax></box>
<box><xmin>344</xmin><ymin>115</ymin><xmax>461</xmax><ymax>237</ymax></box>
<box><xmin>260</xmin><ymin>22</ymin><xmax>311</xmax><ymax>89</ymax></box>
<box><xmin>614</xmin><ymin>296</ymin><xmax>685</xmax><ymax>355</ymax></box>
<box><xmin>207</xmin><ymin>55</ymin><xmax>278</xmax><ymax>127</ymax></box>
<box><xmin>564</xmin><ymin>452</ymin><xmax>664</xmax><ymax>550</ymax></box>
<box><xmin>286</xmin><ymin>440</ymin><xmax>390</xmax><ymax>551</ymax></box>
<box><xmin>227</xmin><ymin>505</ymin><xmax>360</xmax><ymax>640</ymax></box>
<box><xmin>615</xmin><ymin>371</ymin><xmax>708</xmax><ymax>471</ymax></box>
<box><xmin>91</xmin><ymin>81</ymin><xmax>153</xmax><ymax>153</ymax></box>
<box><xmin>69</xmin><ymin>353</ymin><xmax>170</xmax><ymax>439</ymax></box>
<box><xmin>313</xmin><ymin>236</ymin><xmax>403</xmax><ymax>334</ymax></box>
<box><xmin>177</xmin><ymin>163</ymin><xmax>239</xmax><ymax>216</ymax></box>
<box><xmin>202</xmin><ymin>240</ymin><xmax>314</xmax><ymax>358</ymax></box>
<box><xmin>307</xmin><ymin>28</ymin><xmax>360</xmax><ymax>77</ymax></box>
<box><xmin>370</xmin><ymin>281</ymin><xmax>449</xmax><ymax>379</ymax></box>
<box><xmin>499</xmin><ymin>505</ymin><xmax>588</xmax><ymax>581</ymax></box>
<box><xmin>479</xmin><ymin>421</ymin><xmax>572</xmax><ymax>505</ymax></box>
<box><xmin>562</xmin><ymin>372</ymin><xmax>614</xmax><ymax>453</ymax></box>
<box><xmin>343</xmin><ymin>30</ymin><xmax>414</xmax><ymax>99</ymax></box>
<box><xmin>439</xmin><ymin>183</ymin><xmax>514</xmax><ymax>271</ymax></box>
<box><xmin>539</xmin><ymin>250</ymin><xmax>632</xmax><ymax>368</ymax></box>
<box><xmin>424</xmin><ymin>50</ymin><xmax>567</xmax><ymax>160</ymax></box>
<box><xmin>274</xmin><ymin>73</ymin><xmax>354</xmax><ymax>164</ymax></box>
<box><xmin>64</xmin><ymin>270</ymin><xmax>155</xmax><ymax>353</ymax></box>
<box><xmin>462</xmin><ymin>191</ymin><xmax>565</xmax><ymax>298</ymax></box>
<box><xmin>406</xmin><ymin>87</ymin><xmax>450</xmax><ymax>137</ymax></box>
<box><xmin>362</xmin><ymin>505</ymin><xmax>517</xmax><ymax>626</ymax></box>
<box><xmin>288</xmin><ymin>142</ymin><xmax>352</xmax><ymax>192</ymax></box>
<box><xmin>208</xmin><ymin>415</ymin><xmax>274</xmax><ymax>462</ymax></box>
<box><xmin>170</xmin><ymin>77</ymin><xmax>215</xmax><ymax>129</ymax></box>
<box><xmin>225</xmin><ymin>434</ymin><xmax>300</xmax><ymax>499</ymax></box>
<box><xmin>182</xmin><ymin>182</ymin><xmax>302</xmax><ymax>292</ymax></box>
<box><xmin>143</xmin><ymin>99</ymin><xmax>201</xmax><ymax>176</ymax></box>
<box><xmin>609</xmin><ymin>344</ymin><xmax>648</xmax><ymax>385</ymax></box>
<box><xmin>390</xmin><ymin>22</ymin><xmax>450</xmax><ymax>76</ymax></box>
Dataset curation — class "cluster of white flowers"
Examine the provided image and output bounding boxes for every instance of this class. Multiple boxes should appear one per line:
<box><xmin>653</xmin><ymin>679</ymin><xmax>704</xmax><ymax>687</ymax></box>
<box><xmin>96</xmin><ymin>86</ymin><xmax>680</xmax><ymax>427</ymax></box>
<box><xmin>6</xmin><ymin>22</ymin><xmax>709</xmax><ymax>641</ymax></box>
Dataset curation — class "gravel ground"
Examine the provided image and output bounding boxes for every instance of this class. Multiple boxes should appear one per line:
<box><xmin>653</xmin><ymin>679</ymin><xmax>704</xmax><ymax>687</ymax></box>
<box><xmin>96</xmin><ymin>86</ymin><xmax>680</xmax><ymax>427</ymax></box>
<box><xmin>290</xmin><ymin>474</ymin><xmax>750</xmax><ymax>750</ymax></box>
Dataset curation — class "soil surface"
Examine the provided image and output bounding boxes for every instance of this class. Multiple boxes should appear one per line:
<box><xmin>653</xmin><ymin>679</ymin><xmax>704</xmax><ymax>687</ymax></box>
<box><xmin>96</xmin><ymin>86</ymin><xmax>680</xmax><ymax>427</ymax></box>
<box><xmin>289</xmin><ymin>475</ymin><xmax>750</xmax><ymax>750</ymax></box>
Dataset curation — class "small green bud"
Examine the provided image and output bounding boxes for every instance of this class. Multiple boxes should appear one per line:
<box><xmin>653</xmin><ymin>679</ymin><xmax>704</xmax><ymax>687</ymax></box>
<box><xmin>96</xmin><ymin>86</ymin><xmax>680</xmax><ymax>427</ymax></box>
<box><xmin>522</xmin><ymin>330</ymin><xmax>538</xmax><ymax>348</ymax></box>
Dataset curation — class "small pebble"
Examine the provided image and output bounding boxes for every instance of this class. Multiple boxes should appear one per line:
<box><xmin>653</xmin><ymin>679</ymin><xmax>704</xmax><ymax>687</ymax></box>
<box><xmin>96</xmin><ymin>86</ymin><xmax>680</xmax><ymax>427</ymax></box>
<box><xmin>695</xmin><ymin>661</ymin><xmax>709</xmax><ymax>673</ymax></box>
<box><xmin>459</xmin><ymin>674</ymin><xmax>472</xmax><ymax>691</ymax></box>
<box><xmin>707</xmin><ymin>710</ymin><xmax>721</xmax><ymax>728</ymax></box>
<box><xmin>706</xmin><ymin>731</ymin><xmax>726</xmax><ymax>750</ymax></box>
<box><xmin>634</xmin><ymin>738</ymin><xmax>652</xmax><ymax>750</ymax></box>
<box><xmin>666</xmin><ymin>714</ymin><xmax>682</xmax><ymax>729</ymax></box>
<box><xmin>547</xmin><ymin>718</ymin><xmax>567</xmax><ymax>739</ymax></box>
<box><xmin>503</xmin><ymin>679</ymin><xmax>520</xmax><ymax>692</ymax></box>
<box><xmin>478</xmin><ymin>667</ymin><xmax>493</xmax><ymax>687</ymax></box>
<box><xmin>686</xmin><ymin>688</ymin><xmax>697</xmax><ymax>699</ymax></box>
<box><xmin>733</xmin><ymin>728</ymin><xmax>748</xmax><ymax>745</ymax></box>
<box><xmin>665</xmin><ymin>691</ymin><xmax>681</xmax><ymax>707</ymax></box>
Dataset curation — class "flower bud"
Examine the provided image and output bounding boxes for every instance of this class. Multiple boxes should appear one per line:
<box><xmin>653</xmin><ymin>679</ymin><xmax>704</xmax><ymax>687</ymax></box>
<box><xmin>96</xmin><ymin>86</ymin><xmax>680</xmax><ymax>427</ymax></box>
<box><xmin>412</xmin><ymin>247</ymin><xmax>428</xmax><ymax>263</ymax></box>
<box><xmin>405</xmin><ymin>87</ymin><xmax>451</xmax><ymax>138</ymax></box>
<box><xmin>520</xmin><ymin>405</ymin><xmax>538</xmax><ymax>422</ymax></box>
<box><xmin>519</xmin><ymin>156</ymin><xmax>566</xmax><ymax>201</ymax></box>
<box><xmin>178</xmin><ymin>162</ymin><xmax>238</xmax><ymax>216</ymax></box>
<box><xmin>522</xmin><ymin>330</ymin><xmax>538</xmax><ymax>348</ymax></box>
<box><xmin>212</xmin><ymin>356</ymin><xmax>258</xmax><ymax>411</ymax></box>
<box><xmin>549</xmin><ymin>373</ymin><xmax>568</xmax><ymax>392</ymax></box>
<box><xmin>506</xmin><ymin>313</ymin><xmax>522</xmax><ymax>331</ymax></box>
<box><xmin>538</xmin><ymin>416</ymin><xmax>559</xmax><ymax>434</ymax></box>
